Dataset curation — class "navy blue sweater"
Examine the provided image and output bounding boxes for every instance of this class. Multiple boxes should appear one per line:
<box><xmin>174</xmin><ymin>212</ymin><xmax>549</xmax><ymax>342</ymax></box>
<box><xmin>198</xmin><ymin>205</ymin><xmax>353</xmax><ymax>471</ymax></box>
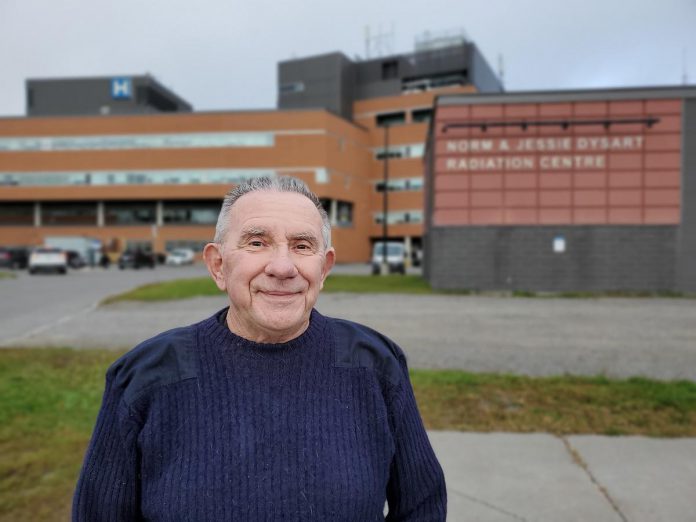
<box><xmin>73</xmin><ymin>309</ymin><xmax>446</xmax><ymax>521</ymax></box>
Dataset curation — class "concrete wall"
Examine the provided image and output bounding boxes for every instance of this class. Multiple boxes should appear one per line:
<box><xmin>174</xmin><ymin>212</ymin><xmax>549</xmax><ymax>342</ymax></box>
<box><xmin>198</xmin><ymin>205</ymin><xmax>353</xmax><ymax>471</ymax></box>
<box><xmin>676</xmin><ymin>98</ymin><xmax>696</xmax><ymax>292</ymax></box>
<box><xmin>426</xmin><ymin>225</ymin><xmax>677</xmax><ymax>292</ymax></box>
<box><xmin>27</xmin><ymin>76</ymin><xmax>192</xmax><ymax>117</ymax></box>
<box><xmin>277</xmin><ymin>53</ymin><xmax>355</xmax><ymax>119</ymax></box>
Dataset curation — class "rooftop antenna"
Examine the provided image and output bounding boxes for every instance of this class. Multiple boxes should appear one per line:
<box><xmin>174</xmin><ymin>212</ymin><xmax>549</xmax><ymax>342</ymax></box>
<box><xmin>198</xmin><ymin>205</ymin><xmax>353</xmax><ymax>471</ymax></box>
<box><xmin>498</xmin><ymin>53</ymin><xmax>505</xmax><ymax>86</ymax></box>
<box><xmin>364</xmin><ymin>23</ymin><xmax>395</xmax><ymax>59</ymax></box>
<box><xmin>682</xmin><ymin>47</ymin><xmax>689</xmax><ymax>85</ymax></box>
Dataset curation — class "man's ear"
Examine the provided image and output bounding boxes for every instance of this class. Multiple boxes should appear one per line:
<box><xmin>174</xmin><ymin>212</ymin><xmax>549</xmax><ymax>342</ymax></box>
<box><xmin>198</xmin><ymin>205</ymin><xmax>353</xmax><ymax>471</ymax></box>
<box><xmin>320</xmin><ymin>247</ymin><xmax>336</xmax><ymax>289</ymax></box>
<box><xmin>203</xmin><ymin>242</ymin><xmax>226</xmax><ymax>291</ymax></box>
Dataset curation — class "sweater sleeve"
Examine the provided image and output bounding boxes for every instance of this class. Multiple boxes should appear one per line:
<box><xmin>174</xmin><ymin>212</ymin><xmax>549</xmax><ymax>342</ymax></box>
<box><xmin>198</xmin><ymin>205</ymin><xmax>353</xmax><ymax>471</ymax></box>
<box><xmin>72</xmin><ymin>372</ymin><xmax>142</xmax><ymax>521</ymax></box>
<box><xmin>385</xmin><ymin>357</ymin><xmax>447</xmax><ymax>521</ymax></box>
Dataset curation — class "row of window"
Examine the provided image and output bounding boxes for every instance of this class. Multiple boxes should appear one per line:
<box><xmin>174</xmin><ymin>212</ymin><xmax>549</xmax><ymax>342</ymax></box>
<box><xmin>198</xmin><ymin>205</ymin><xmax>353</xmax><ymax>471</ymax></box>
<box><xmin>373</xmin><ymin>143</ymin><xmax>425</xmax><ymax>160</ymax></box>
<box><xmin>374</xmin><ymin>177</ymin><xmax>423</xmax><ymax>192</ymax></box>
<box><xmin>375</xmin><ymin>108</ymin><xmax>433</xmax><ymax>127</ymax></box>
<box><xmin>0</xmin><ymin>169</ymin><xmax>333</xmax><ymax>187</ymax></box>
<box><xmin>0</xmin><ymin>132</ymin><xmax>275</xmax><ymax>153</ymax></box>
<box><xmin>373</xmin><ymin>210</ymin><xmax>423</xmax><ymax>225</ymax></box>
<box><xmin>0</xmin><ymin>201</ymin><xmax>221</xmax><ymax>226</ymax></box>
<box><xmin>0</xmin><ymin>200</ymin><xmax>358</xmax><ymax>228</ymax></box>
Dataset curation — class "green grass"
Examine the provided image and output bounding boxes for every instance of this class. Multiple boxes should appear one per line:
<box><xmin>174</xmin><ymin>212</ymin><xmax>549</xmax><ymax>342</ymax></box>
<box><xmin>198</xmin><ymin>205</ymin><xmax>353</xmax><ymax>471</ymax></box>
<box><xmin>0</xmin><ymin>271</ymin><xmax>16</xmax><ymax>280</ymax></box>
<box><xmin>0</xmin><ymin>349</ymin><xmax>119</xmax><ymax>521</ymax></box>
<box><xmin>102</xmin><ymin>274</ymin><xmax>692</xmax><ymax>304</ymax></box>
<box><xmin>102</xmin><ymin>274</ymin><xmax>438</xmax><ymax>303</ymax></box>
<box><xmin>411</xmin><ymin>371</ymin><xmax>696</xmax><ymax>436</ymax></box>
<box><xmin>2</xmin><ymin>348</ymin><xmax>695</xmax><ymax>520</ymax></box>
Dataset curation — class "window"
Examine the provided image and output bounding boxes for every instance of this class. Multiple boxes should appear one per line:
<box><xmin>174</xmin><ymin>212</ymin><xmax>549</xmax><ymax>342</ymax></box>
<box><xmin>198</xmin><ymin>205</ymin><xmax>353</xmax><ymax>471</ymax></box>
<box><xmin>381</xmin><ymin>60</ymin><xmax>399</xmax><ymax>80</ymax></box>
<box><xmin>0</xmin><ymin>131</ymin><xmax>275</xmax><ymax>152</ymax></box>
<box><xmin>0</xmin><ymin>169</ymin><xmax>281</xmax><ymax>187</ymax></box>
<box><xmin>412</xmin><ymin>108</ymin><xmax>432</xmax><ymax>123</ymax></box>
<box><xmin>374</xmin><ymin>210</ymin><xmax>423</xmax><ymax>225</ymax></box>
<box><xmin>43</xmin><ymin>202</ymin><xmax>97</xmax><ymax>226</ymax></box>
<box><xmin>0</xmin><ymin>203</ymin><xmax>33</xmax><ymax>225</ymax></box>
<box><xmin>279</xmin><ymin>82</ymin><xmax>305</xmax><ymax>94</ymax></box>
<box><xmin>104</xmin><ymin>202</ymin><xmax>156</xmax><ymax>225</ymax></box>
<box><xmin>163</xmin><ymin>201</ymin><xmax>220</xmax><ymax>225</ymax></box>
<box><xmin>376</xmin><ymin>111</ymin><xmax>406</xmax><ymax>127</ymax></box>
<box><xmin>373</xmin><ymin>143</ymin><xmax>424</xmax><ymax>160</ymax></box>
<box><xmin>125</xmin><ymin>240</ymin><xmax>153</xmax><ymax>253</ymax></box>
<box><xmin>165</xmin><ymin>240</ymin><xmax>208</xmax><ymax>252</ymax></box>
<box><xmin>336</xmin><ymin>201</ymin><xmax>353</xmax><ymax>227</ymax></box>
<box><xmin>375</xmin><ymin>177</ymin><xmax>424</xmax><ymax>192</ymax></box>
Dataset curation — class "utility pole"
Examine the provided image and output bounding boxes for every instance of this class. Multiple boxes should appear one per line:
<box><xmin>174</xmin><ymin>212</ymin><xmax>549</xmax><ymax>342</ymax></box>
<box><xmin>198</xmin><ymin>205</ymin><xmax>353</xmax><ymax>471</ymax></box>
<box><xmin>381</xmin><ymin>123</ymin><xmax>390</xmax><ymax>275</ymax></box>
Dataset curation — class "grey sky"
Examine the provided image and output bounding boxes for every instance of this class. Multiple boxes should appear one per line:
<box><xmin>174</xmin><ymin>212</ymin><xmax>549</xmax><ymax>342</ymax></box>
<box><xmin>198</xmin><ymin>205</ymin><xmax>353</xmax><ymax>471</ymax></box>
<box><xmin>1</xmin><ymin>0</ymin><xmax>694</xmax><ymax>117</ymax></box>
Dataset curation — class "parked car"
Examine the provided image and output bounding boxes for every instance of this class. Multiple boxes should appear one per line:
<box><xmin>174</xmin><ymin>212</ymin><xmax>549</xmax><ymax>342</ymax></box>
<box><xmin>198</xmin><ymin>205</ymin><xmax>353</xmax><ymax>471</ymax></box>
<box><xmin>118</xmin><ymin>250</ymin><xmax>156</xmax><ymax>269</ymax></box>
<box><xmin>0</xmin><ymin>246</ymin><xmax>30</xmax><ymax>269</ymax></box>
<box><xmin>166</xmin><ymin>248</ymin><xmax>196</xmax><ymax>266</ymax></box>
<box><xmin>66</xmin><ymin>250</ymin><xmax>87</xmax><ymax>269</ymax></box>
<box><xmin>28</xmin><ymin>247</ymin><xmax>68</xmax><ymax>274</ymax></box>
<box><xmin>371</xmin><ymin>242</ymin><xmax>406</xmax><ymax>275</ymax></box>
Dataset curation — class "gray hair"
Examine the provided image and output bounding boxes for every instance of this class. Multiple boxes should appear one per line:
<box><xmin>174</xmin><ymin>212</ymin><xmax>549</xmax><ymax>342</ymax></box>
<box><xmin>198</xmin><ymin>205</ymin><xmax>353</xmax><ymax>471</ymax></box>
<box><xmin>214</xmin><ymin>176</ymin><xmax>332</xmax><ymax>249</ymax></box>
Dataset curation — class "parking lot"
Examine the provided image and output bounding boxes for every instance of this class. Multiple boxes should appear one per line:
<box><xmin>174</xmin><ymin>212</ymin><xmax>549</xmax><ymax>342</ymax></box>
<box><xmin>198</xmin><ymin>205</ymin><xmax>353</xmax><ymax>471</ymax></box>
<box><xmin>1</xmin><ymin>264</ymin><xmax>694</xmax><ymax>380</ymax></box>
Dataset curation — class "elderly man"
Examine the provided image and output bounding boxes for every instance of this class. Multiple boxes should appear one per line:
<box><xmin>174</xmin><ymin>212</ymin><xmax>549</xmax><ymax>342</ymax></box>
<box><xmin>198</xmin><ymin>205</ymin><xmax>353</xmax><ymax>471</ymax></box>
<box><xmin>73</xmin><ymin>176</ymin><xmax>446</xmax><ymax>521</ymax></box>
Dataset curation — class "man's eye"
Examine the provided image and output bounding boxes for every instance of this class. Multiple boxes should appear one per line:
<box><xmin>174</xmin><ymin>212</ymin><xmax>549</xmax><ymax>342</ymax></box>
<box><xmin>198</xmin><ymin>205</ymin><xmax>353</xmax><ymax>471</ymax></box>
<box><xmin>249</xmin><ymin>240</ymin><xmax>264</xmax><ymax>247</ymax></box>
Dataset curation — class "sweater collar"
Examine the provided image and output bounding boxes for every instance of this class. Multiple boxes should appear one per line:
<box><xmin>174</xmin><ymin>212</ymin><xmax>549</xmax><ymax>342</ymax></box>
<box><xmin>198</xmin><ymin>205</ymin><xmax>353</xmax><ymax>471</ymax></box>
<box><xmin>203</xmin><ymin>307</ymin><xmax>327</xmax><ymax>356</ymax></box>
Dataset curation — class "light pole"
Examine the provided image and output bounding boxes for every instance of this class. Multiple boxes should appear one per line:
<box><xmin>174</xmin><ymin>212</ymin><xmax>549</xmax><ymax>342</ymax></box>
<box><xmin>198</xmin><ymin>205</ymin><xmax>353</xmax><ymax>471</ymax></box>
<box><xmin>380</xmin><ymin>123</ymin><xmax>390</xmax><ymax>275</ymax></box>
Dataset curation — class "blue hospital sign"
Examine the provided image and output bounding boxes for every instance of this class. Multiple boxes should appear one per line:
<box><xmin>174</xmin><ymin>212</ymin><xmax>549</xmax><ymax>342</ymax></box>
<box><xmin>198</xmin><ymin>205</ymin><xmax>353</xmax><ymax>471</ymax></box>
<box><xmin>111</xmin><ymin>78</ymin><xmax>132</xmax><ymax>99</ymax></box>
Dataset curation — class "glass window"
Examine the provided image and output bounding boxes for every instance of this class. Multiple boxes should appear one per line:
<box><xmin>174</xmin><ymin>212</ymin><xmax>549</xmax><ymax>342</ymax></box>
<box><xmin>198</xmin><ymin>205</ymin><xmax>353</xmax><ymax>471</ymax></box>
<box><xmin>104</xmin><ymin>202</ymin><xmax>156</xmax><ymax>225</ymax></box>
<box><xmin>0</xmin><ymin>203</ymin><xmax>33</xmax><ymax>225</ymax></box>
<box><xmin>0</xmin><ymin>132</ymin><xmax>275</xmax><ymax>152</ymax></box>
<box><xmin>125</xmin><ymin>240</ymin><xmax>153</xmax><ymax>253</ymax></box>
<box><xmin>279</xmin><ymin>82</ymin><xmax>305</xmax><ymax>94</ymax></box>
<box><xmin>375</xmin><ymin>177</ymin><xmax>424</xmax><ymax>192</ymax></box>
<box><xmin>412</xmin><ymin>108</ymin><xmax>432</xmax><ymax>123</ymax></box>
<box><xmin>382</xmin><ymin>60</ymin><xmax>399</xmax><ymax>80</ymax></box>
<box><xmin>374</xmin><ymin>210</ymin><xmax>423</xmax><ymax>225</ymax></box>
<box><xmin>0</xmin><ymin>169</ymin><xmax>282</xmax><ymax>187</ymax></box>
<box><xmin>163</xmin><ymin>201</ymin><xmax>220</xmax><ymax>225</ymax></box>
<box><xmin>336</xmin><ymin>201</ymin><xmax>353</xmax><ymax>227</ymax></box>
<box><xmin>43</xmin><ymin>202</ymin><xmax>97</xmax><ymax>226</ymax></box>
<box><xmin>376</xmin><ymin>112</ymin><xmax>406</xmax><ymax>127</ymax></box>
<box><xmin>373</xmin><ymin>143</ymin><xmax>424</xmax><ymax>160</ymax></box>
<box><xmin>165</xmin><ymin>240</ymin><xmax>208</xmax><ymax>252</ymax></box>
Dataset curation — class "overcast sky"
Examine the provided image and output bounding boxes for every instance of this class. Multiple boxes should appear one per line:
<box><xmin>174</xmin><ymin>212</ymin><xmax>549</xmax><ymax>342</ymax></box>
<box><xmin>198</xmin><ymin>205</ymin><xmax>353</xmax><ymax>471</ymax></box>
<box><xmin>1</xmin><ymin>0</ymin><xmax>694</xmax><ymax>117</ymax></box>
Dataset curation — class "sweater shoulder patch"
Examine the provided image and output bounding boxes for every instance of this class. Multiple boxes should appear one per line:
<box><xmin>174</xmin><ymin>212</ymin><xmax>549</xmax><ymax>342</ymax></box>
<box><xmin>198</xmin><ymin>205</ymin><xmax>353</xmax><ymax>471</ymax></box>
<box><xmin>330</xmin><ymin>318</ymin><xmax>405</xmax><ymax>387</ymax></box>
<box><xmin>107</xmin><ymin>325</ymin><xmax>198</xmax><ymax>406</ymax></box>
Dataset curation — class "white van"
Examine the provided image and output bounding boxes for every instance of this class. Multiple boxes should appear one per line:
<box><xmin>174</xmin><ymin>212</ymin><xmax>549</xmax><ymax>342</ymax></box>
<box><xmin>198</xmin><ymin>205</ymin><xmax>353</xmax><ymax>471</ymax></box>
<box><xmin>371</xmin><ymin>242</ymin><xmax>406</xmax><ymax>275</ymax></box>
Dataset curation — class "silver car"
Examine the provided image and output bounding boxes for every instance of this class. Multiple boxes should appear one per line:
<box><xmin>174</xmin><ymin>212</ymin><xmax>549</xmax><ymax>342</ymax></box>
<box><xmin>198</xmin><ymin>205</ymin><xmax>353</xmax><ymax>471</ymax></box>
<box><xmin>28</xmin><ymin>247</ymin><xmax>68</xmax><ymax>275</ymax></box>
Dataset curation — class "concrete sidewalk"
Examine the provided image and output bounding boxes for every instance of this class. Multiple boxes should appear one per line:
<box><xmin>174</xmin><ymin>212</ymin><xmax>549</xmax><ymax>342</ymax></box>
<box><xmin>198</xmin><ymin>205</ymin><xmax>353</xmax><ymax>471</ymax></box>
<box><xmin>430</xmin><ymin>431</ymin><xmax>696</xmax><ymax>521</ymax></box>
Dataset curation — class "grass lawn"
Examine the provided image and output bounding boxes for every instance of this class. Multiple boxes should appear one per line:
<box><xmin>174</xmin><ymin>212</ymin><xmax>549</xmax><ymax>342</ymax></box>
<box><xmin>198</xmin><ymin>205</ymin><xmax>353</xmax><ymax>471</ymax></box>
<box><xmin>101</xmin><ymin>274</ymin><xmax>691</xmax><ymax>304</ymax></box>
<box><xmin>102</xmin><ymin>274</ymin><xmax>436</xmax><ymax>303</ymax></box>
<box><xmin>0</xmin><ymin>271</ymin><xmax>16</xmax><ymax>280</ymax></box>
<box><xmin>2</xmin><ymin>348</ymin><xmax>696</xmax><ymax>520</ymax></box>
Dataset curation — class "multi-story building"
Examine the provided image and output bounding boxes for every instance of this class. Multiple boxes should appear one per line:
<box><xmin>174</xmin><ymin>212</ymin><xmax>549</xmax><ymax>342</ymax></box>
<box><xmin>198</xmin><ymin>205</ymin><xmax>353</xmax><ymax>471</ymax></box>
<box><xmin>424</xmin><ymin>86</ymin><xmax>696</xmax><ymax>293</ymax></box>
<box><xmin>0</xmin><ymin>38</ymin><xmax>502</xmax><ymax>263</ymax></box>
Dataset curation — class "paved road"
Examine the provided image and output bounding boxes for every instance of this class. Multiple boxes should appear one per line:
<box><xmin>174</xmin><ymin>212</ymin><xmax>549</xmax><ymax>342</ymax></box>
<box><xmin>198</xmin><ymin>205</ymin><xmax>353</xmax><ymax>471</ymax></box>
<box><xmin>1</xmin><ymin>265</ymin><xmax>695</xmax><ymax>379</ymax></box>
<box><xmin>0</xmin><ymin>264</ymin><xmax>207</xmax><ymax>346</ymax></box>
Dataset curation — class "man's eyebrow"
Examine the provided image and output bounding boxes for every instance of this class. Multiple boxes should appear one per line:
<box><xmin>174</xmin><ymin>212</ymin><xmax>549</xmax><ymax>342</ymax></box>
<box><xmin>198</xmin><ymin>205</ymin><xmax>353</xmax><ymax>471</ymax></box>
<box><xmin>290</xmin><ymin>232</ymin><xmax>319</xmax><ymax>244</ymax></box>
<box><xmin>238</xmin><ymin>227</ymin><xmax>268</xmax><ymax>242</ymax></box>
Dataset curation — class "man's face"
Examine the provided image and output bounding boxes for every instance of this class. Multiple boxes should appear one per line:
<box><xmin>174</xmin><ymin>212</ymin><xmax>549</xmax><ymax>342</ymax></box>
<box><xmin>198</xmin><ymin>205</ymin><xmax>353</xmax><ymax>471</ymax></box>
<box><xmin>204</xmin><ymin>190</ymin><xmax>335</xmax><ymax>343</ymax></box>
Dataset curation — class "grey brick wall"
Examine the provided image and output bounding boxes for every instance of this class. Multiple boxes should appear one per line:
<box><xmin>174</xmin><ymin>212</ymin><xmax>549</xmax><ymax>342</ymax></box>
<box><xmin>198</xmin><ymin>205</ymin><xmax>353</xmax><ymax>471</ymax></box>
<box><xmin>427</xmin><ymin>225</ymin><xmax>677</xmax><ymax>292</ymax></box>
<box><xmin>676</xmin><ymin>98</ymin><xmax>696</xmax><ymax>292</ymax></box>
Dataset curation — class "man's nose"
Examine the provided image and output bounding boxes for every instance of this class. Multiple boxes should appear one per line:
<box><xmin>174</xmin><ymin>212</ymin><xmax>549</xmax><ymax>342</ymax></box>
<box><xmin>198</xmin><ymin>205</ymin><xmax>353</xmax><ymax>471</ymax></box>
<box><xmin>264</xmin><ymin>246</ymin><xmax>298</xmax><ymax>278</ymax></box>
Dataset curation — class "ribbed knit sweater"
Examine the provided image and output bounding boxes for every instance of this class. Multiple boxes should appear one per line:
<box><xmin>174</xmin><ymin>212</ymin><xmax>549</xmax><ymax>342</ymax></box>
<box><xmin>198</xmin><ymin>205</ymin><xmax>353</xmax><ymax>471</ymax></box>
<box><xmin>73</xmin><ymin>308</ymin><xmax>446</xmax><ymax>521</ymax></box>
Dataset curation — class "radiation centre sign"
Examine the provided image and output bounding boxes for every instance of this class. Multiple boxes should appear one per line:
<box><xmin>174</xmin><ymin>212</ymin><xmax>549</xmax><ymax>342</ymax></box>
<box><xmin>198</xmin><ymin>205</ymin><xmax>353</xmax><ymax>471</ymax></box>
<box><xmin>444</xmin><ymin>135</ymin><xmax>645</xmax><ymax>171</ymax></box>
